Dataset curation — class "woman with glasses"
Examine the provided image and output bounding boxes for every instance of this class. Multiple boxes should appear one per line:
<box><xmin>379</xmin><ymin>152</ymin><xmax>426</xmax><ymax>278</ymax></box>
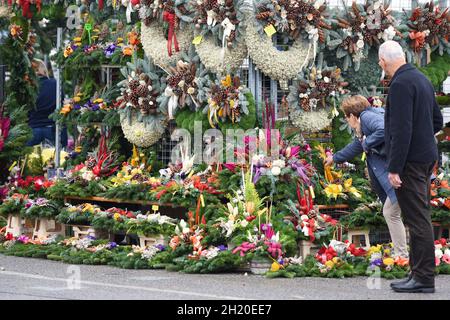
<box><xmin>325</xmin><ymin>95</ymin><xmax>408</xmax><ymax>261</ymax></box>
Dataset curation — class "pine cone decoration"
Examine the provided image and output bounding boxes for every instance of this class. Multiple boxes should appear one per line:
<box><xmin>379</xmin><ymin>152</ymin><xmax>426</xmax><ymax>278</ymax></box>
<box><xmin>184</xmin><ymin>73</ymin><xmax>195</xmax><ymax>85</ymax></box>
<box><xmin>129</xmin><ymin>79</ymin><xmax>140</xmax><ymax>91</ymax></box>
<box><xmin>256</xmin><ymin>11</ymin><xmax>273</xmax><ymax>20</ymax></box>
<box><xmin>168</xmin><ymin>74</ymin><xmax>183</xmax><ymax>87</ymax></box>
<box><xmin>300</xmin><ymin>98</ymin><xmax>310</xmax><ymax>112</ymax></box>
<box><xmin>136</xmin><ymin>84</ymin><xmax>150</xmax><ymax>97</ymax></box>
<box><xmin>140</xmin><ymin>101</ymin><xmax>151</xmax><ymax>115</ymax></box>
<box><xmin>129</xmin><ymin>94</ymin><xmax>139</xmax><ymax>107</ymax></box>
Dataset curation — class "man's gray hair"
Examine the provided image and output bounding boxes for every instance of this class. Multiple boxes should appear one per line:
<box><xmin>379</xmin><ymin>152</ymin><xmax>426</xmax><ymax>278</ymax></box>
<box><xmin>378</xmin><ymin>40</ymin><xmax>405</xmax><ymax>62</ymax></box>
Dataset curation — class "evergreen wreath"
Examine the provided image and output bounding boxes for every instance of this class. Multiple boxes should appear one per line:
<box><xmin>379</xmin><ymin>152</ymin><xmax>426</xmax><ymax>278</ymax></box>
<box><xmin>327</xmin><ymin>0</ymin><xmax>399</xmax><ymax>71</ymax></box>
<box><xmin>287</xmin><ymin>57</ymin><xmax>348</xmax><ymax>131</ymax></box>
<box><xmin>191</xmin><ymin>0</ymin><xmax>247</xmax><ymax>73</ymax></box>
<box><xmin>117</xmin><ymin>57</ymin><xmax>168</xmax><ymax>147</ymax></box>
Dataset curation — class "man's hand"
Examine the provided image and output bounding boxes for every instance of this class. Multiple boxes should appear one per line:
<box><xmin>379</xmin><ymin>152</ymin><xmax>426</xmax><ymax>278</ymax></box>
<box><xmin>388</xmin><ymin>173</ymin><xmax>402</xmax><ymax>189</ymax></box>
<box><xmin>324</xmin><ymin>154</ymin><xmax>334</xmax><ymax>167</ymax></box>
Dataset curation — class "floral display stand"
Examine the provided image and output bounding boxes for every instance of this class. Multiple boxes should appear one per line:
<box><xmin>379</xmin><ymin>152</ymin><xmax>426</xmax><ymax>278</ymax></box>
<box><xmin>32</xmin><ymin>218</ymin><xmax>65</xmax><ymax>240</ymax></box>
<box><xmin>346</xmin><ymin>228</ymin><xmax>371</xmax><ymax>249</ymax></box>
<box><xmin>138</xmin><ymin>233</ymin><xmax>167</xmax><ymax>248</ymax></box>
<box><xmin>71</xmin><ymin>225</ymin><xmax>109</xmax><ymax>240</ymax></box>
<box><xmin>5</xmin><ymin>214</ymin><xmax>22</xmax><ymax>237</ymax></box>
<box><xmin>298</xmin><ymin>240</ymin><xmax>320</xmax><ymax>259</ymax></box>
<box><xmin>21</xmin><ymin>218</ymin><xmax>35</xmax><ymax>238</ymax></box>
<box><xmin>433</xmin><ymin>222</ymin><xmax>450</xmax><ymax>240</ymax></box>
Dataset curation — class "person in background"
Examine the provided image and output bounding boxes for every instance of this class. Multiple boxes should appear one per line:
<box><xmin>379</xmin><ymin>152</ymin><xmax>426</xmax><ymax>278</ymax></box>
<box><xmin>379</xmin><ymin>40</ymin><xmax>443</xmax><ymax>293</ymax></box>
<box><xmin>325</xmin><ymin>95</ymin><xmax>409</xmax><ymax>262</ymax></box>
<box><xmin>27</xmin><ymin>59</ymin><xmax>67</xmax><ymax>147</ymax></box>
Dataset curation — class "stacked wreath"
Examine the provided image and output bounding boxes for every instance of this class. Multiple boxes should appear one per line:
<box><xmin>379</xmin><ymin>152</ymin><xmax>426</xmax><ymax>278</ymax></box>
<box><xmin>328</xmin><ymin>0</ymin><xmax>399</xmax><ymax>71</ymax></box>
<box><xmin>192</xmin><ymin>0</ymin><xmax>247</xmax><ymax>73</ymax></box>
<box><xmin>405</xmin><ymin>1</ymin><xmax>450</xmax><ymax>63</ymax></box>
<box><xmin>140</xmin><ymin>0</ymin><xmax>194</xmax><ymax>67</ymax></box>
<box><xmin>288</xmin><ymin>59</ymin><xmax>348</xmax><ymax>132</ymax></box>
<box><xmin>117</xmin><ymin>58</ymin><xmax>167</xmax><ymax>147</ymax></box>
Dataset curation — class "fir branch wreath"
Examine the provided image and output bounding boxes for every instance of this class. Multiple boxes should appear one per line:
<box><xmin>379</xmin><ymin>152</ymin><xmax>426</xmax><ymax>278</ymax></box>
<box><xmin>117</xmin><ymin>58</ymin><xmax>167</xmax><ymax>147</ymax></box>
<box><xmin>287</xmin><ymin>59</ymin><xmax>348</xmax><ymax>132</ymax></box>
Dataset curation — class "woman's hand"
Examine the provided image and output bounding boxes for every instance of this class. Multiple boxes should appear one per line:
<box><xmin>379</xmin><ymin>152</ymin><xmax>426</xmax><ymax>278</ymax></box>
<box><xmin>324</xmin><ymin>154</ymin><xmax>334</xmax><ymax>166</ymax></box>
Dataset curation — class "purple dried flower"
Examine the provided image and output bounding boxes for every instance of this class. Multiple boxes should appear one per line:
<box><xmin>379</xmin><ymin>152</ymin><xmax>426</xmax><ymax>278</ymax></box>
<box><xmin>91</xmin><ymin>104</ymin><xmax>100</xmax><ymax>112</ymax></box>
<box><xmin>87</xmin><ymin>235</ymin><xmax>96</xmax><ymax>240</ymax></box>
<box><xmin>73</xmin><ymin>104</ymin><xmax>81</xmax><ymax>110</ymax></box>
<box><xmin>217</xmin><ymin>245</ymin><xmax>227</xmax><ymax>251</ymax></box>
<box><xmin>104</xmin><ymin>43</ymin><xmax>117</xmax><ymax>58</ymax></box>
<box><xmin>107</xmin><ymin>242</ymin><xmax>118</xmax><ymax>249</ymax></box>
<box><xmin>370</xmin><ymin>258</ymin><xmax>383</xmax><ymax>267</ymax></box>
<box><xmin>155</xmin><ymin>244</ymin><xmax>166</xmax><ymax>251</ymax></box>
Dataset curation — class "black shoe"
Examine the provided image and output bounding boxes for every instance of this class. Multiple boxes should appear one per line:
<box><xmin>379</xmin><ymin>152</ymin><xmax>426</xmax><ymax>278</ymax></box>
<box><xmin>390</xmin><ymin>273</ymin><xmax>413</xmax><ymax>288</ymax></box>
<box><xmin>391</xmin><ymin>278</ymin><xmax>435</xmax><ymax>293</ymax></box>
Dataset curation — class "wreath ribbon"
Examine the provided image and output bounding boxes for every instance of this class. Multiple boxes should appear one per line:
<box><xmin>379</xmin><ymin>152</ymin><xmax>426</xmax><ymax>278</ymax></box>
<box><xmin>163</xmin><ymin>11</ymin><xmax>180</xmax><ymax>56</ymax></box>
<box><xmin>164</xmin><ymin>87</ymin><xmax>179</xmax><ymax>120</ymax></box>
<box><xmin>126</xmin><ymin>0</ymin><xmax>134</xmax><ymax>23</ymax></box>
<box><xmin>221</xmin><ymin>18</ymin><xmax>235</xmax><ymax>63</ymax></box>
<box><xmin>301</xmin><ymin>27</ymin><xmax>318</xmax><ymax>70</ymax></box>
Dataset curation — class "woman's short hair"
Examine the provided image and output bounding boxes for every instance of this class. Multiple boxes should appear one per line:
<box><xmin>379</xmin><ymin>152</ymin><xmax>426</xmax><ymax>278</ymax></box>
<box><xmin>32</xmin><ymin>59</ymin><xmax>49</xmax><ymax>78</ymax></box>
<box><xmin>340</xmin><ymin>95</ymin><xmax>370</xmax><ymax>118</ymax></box>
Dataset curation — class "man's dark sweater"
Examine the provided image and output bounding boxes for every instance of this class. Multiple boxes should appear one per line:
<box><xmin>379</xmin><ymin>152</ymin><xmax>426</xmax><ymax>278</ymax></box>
<box><xmin>28</xmin><ymin>77</ymin><xmax>57</xmax><ymax>128</ymax></box>
<box><xmin>385</xmin><ymin>63</ymin><xmax>443</xmax><ymax>174</ymax></box>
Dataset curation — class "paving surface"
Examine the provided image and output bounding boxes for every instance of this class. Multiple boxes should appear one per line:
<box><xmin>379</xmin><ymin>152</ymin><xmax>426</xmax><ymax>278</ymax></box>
<box><xmin>1</xmin><ymin>255</ymin><xmax>449</xmax><ymax>300</ymax></box>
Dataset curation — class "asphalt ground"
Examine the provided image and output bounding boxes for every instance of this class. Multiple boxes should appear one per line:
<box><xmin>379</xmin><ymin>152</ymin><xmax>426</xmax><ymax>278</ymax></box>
<box><xmin>1</xmin><ymin>255</ymin><xmax>449</xmax><ymax>300</ymax></box>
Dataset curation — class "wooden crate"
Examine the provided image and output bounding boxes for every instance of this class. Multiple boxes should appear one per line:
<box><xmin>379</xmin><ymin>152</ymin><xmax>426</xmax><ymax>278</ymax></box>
<box><xmin>22</xmin><ymin>218</ymin><xmax>36</xmax><ymax>238</ymax></box>
<box><xmin>32</xmin><ymin>218</ymin><xmax>65</xmax><ymax>240</ymax></box>
<box><xmin>5</xmin><ymin>214</ymin><xmax>22</xmax><ymax>237</ymax></box>
<box><xmin>433</xmin><ymin>222</ymin><xmax>450</xmax><ymax>240</ymax></box>
<box><xmin>71</xmin><ymin>225</ymin><xmax>109</xmax><ymax>239</ymax></box>
<box><xmin>346</xmin><ymin>228</ymin><xmax>371</xmax><ymax>249</ymax></box>
<box><xmin>138</xmin><ymin>233</ymin><xmax>167</xmax><ymax>248</ymax></box>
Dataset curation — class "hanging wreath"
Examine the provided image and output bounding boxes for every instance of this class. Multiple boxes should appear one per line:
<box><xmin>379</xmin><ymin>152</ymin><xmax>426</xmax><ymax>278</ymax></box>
<box><xmin>192</xmin><ymin>0</ymin><xmax>245</xmax><ymax>47</ymax></box>
<box><xmin>287</xmin><ymin>63</ymin><xmax>348</xmax><ymax>131</ymax></box>
<box><xmin>405</xmin><ymin>1</ymin><xmax>450</xmax><ymax>63</ymax></box>
<box><xmin>141</xmin><ymin>22</ymin><xmax>193</xmax><ymax>68</ymax></box>
<box><xmin>116</xmin><ymin>58</ymin><xmax>167</xmax><ymax>147</ymax></box>
<box><xmin>120</xmin><ymin>113</ymin><xmax>166</xmax><ymax>147</ymax></box>
<box><xmin>139</xmin><ymin>0</ymin><xmax>194</xmax><ymax>66</ymax></box>
<box><xmin>328</xmin><ymin>0</ymin><xmax>399</xmax><ymax>71</ymax></box>
<box><xmin>194</xmin><ymin>36</ymin><xmax>247</xmax><ymax>73</ymax></box>
<box><xmin>202</xmin><ymin>74</ymin><xmax>251</xmax><ymax>128</ymax></box>
<box><xmin>254</xmin><ymin>0</ymin><xmax>331</xmax><ymax>43</ymax></box>
<box><xmin>245</xmin><ymin>18</ymin><xmax>311</xmax><ymax>81</ymax></box>
<box><xmin>157</xmin><ymin>57</ymin><xmax>210</xmax><ymax>119</ymax></box>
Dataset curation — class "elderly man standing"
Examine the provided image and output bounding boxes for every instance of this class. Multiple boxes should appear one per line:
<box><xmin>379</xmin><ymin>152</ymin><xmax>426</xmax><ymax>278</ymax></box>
<box><xmin>378</xmin><ymin>40</ymin><xmax>443</xmax><ymax>293</ymax></box>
